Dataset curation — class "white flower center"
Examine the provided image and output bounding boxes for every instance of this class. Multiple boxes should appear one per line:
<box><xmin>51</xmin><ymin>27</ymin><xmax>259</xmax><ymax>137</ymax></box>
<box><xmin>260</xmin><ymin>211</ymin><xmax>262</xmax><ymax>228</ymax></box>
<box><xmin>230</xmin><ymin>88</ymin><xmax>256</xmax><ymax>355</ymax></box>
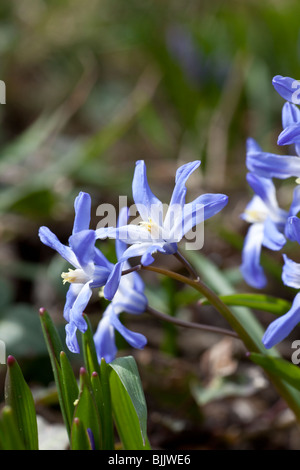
<box><xmin>138</xmin><ymin>218</ymin><xmax>162</xmax><ymax>239</ymax></box>
<box><xmin>244</xmin><ymin>209</ymin><xmax>267</xmax><ymax>223</ymax></box>
<box><xmin>61</xmin><ymin>268</ymin><xmax>89</xmax><ymax>285</ymax></box>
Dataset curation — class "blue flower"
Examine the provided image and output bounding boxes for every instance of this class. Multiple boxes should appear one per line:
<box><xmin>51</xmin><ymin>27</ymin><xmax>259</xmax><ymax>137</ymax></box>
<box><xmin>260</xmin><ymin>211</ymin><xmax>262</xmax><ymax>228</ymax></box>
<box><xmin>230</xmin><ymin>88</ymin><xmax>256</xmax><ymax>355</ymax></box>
<box><xmin>272</xmin><ymin>75</ymin><xmax>300</xmax><ymax>105</ymax></box>
<box><xmin>262</xmin><ymin>221</ymin><xmax>300</xmax><ymax>349</ymax></box>
<box><xmin>246</xmin><ymin>83</ymin><xmax>300</xmax><ymax>178</ymax></box>
<box><xmin>240</xmin><ymin>171</ymin><xmax>300</xmax><ymax>289</ymax></box>
<box><xmin>93</xmin><ymin>207</ymin><xmax>148</xmax><ymax>363</ymax></box>
<box><xmin>246</xmin><ymin>123</ymin><xmax>300</xmax><ymax>182</ymax></box>
<box><xmin>97</xmin><ymin>160</ymin><xmax>228</xmax><ymax>281</ymax></box>
<box><xmin>240</xmin><ymin>173</ymin><xmax>287</xmax><ymax>288</ymax></box>
<box><xmin>39</xmin><ymin>192</ymin><xmax>121</xmax><ymax>353</ymax></box>
<box><xmin>277</xmin><ymin>101</ymin><xmax>300</xmax><ymax>150</ymax></box>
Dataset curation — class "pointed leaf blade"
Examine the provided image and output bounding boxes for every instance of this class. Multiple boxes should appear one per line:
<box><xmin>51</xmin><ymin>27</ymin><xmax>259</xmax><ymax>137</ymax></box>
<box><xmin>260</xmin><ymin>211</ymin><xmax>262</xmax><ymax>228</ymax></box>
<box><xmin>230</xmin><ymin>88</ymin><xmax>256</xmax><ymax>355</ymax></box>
<box><xmin>109</xmin><ymin>356</ymin><xmax>151</xmax><ymax>450</ymax></box>
<box><xmin>4</xmin><ymin>356</ymin><xmax>38</xmax><ymax>450</ymax></box>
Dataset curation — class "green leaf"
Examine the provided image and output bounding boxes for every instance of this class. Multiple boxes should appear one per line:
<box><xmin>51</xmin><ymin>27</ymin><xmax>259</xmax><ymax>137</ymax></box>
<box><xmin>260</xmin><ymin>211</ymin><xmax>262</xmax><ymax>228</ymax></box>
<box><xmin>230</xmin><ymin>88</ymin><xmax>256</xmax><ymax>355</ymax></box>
<box><xmin>201</xmin><ymin>293</ymin><xmax>292</xmax><ymax>316</ymax></box>
<box><xmin>109</xmin><ymin>356</ymin><xmax>151</xmax><ymax>450</ymax></box>
<box><xmin>0</xmin><ymin>406</ymin><xmax>26</xmax><ymax>450</ymax></box>
<box><xmin>60</xmin><ymin>351</ymin><xmax>79</xmax><ymax>426</ymax></box>
<box><xmin>4</xmin><ymin>356</ymin><xmax>38</xmax><ymax>450</ymax></box>
<box><xmin>71</xmin><ymin>418</ymin><xmax>92</xmax><ymax>451</ymax></box>
<box><xmin>39</xmin><ymin>308</ymin><xmax>65</xmax><ymax>362</ymax></box>
<box><xmin>81</xmin><ymin>314</ymin><xmax>101</xmax><ymax>377</ymax></box>
<box><xmin>39</xmin><ymin>307</ymin><xmax>72</xmax><ymax>437</ymax></box>
<box><xmin>249</xmin><ymin>353</ymin><xmax>300</xmax><ymax>390</ymax></box>
<box><xmin>98</xmin><ymin>359</ymin><xmax>115</xmax><ymax>450</ymax></box>
<box><xmin>72</xmin><ymin>368</ymin><xmax>102</xmax><ymax>450</ymax></box>
<box><xmin>90</xmin><ymin>370</ymin><xmax>115</xmax><ymax>450</ymax></box>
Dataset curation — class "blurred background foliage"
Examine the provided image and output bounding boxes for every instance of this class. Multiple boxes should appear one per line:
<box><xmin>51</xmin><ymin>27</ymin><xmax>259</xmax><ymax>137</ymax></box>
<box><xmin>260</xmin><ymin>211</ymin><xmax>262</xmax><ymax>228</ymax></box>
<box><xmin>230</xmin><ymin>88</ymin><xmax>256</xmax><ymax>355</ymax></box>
<box><xmin>1</xmin><ymin>0</ymin><xmax>300</xmax><ymax>449</ymax></box>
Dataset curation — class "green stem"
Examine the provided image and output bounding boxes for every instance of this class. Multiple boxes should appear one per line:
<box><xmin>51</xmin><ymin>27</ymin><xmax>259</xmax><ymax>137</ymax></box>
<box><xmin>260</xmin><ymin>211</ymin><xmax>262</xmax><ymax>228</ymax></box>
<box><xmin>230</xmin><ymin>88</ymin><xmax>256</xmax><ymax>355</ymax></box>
<box><xmin>173</xmin><ymin>250</ymin><xmax>199</xmax><ymax>279</ymax></box>
<box><xmin>143</xmin><ymin>265</ymin><xmax>257</xmax><ymax>351</ymax></box>
<box><xmin>146</xmin><ymin>305</ymin><xmax>239</xmax><ymax>339</ymax></box>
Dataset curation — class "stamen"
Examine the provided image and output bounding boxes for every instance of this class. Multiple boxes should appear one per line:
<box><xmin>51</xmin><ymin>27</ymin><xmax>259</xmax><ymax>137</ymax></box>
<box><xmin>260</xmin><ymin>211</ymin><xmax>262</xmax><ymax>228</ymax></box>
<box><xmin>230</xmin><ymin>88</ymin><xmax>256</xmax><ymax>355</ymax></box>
<box><xmin>244</xmin><ymin>209</ymin><xmax>267</xmax><ymax>223</ymax></box>
<box><xmin>138</xmin><ymin>218</ymin><xmax>161</xmax><ymax>238</ymax></box>
<box><xmin>61</xmin><ymin>268</ymin><xmax>88</xmax><ymax>285</ymax></box>
<box><xmin>98</xmin><ymin>287</ymin><xmax>105</xmax><ymax>298</ymax></box>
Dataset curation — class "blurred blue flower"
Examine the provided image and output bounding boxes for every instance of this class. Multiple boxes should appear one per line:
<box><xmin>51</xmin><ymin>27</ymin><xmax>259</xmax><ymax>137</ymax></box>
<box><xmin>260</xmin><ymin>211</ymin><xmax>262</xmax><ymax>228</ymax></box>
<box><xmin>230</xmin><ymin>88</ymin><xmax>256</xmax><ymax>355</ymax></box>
<box><xmin>93</xmin><ymin>208</ymin><xmax>148</xmax><ymax>363</ymax></box>
<box><xmin>240</xmin><ymin>173</ymin><xmax>286</xmax><ymax>288</ymax></box>
<box><xmin>165</xmin><ymin>25</ymin><xmax>228</xmax><ymax>88</ymax></box>
<box><xmin>39</xmin><ymin>192</ymin><xmax>121</xmax><ymax>353</ymax></box>
<box><xmin>277</xmin><ymin>101</ymin><xmax>300</xmax><ymax>150</ymax></box>
<box><xmin>246</xmin><ymin>128</ymin><xmax>300</xmax><ymax>181</ymax></box>
<box><xmin>240</xmin><ymin>172</ymin><xmax>300</xmax><ymax>289</ymax></box>
<box><xmin>262</xmin><ymin>220</ymin><xmax>300</xmax><ymax>348</ymax></box>
<box><xmin>272</xmin><ymin>75</ymin><xmax>300</xmax><ymax>105</ymax></box>
<box><xmin>97</xmin><ymin>160</ymin><xmax>228</xmax><ymax>284</ymax></box>
<box><xmin>247</xmin><ymin>84</ymin><xmax>300</xmax><ymax>178</ymax></box>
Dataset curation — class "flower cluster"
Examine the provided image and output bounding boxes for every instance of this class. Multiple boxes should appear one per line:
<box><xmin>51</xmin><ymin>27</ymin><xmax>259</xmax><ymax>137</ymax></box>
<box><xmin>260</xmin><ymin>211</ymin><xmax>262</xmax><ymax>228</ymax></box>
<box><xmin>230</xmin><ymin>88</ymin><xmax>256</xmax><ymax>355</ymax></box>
<box><xmin>39</xmin><ymin>160</ymin><xmax>228</xmax><ymax>362</ymax></box>
<box><xmin>241</xmin><ymin>75</ymin><xmax>300</xmax><ymax>348</ymax></box>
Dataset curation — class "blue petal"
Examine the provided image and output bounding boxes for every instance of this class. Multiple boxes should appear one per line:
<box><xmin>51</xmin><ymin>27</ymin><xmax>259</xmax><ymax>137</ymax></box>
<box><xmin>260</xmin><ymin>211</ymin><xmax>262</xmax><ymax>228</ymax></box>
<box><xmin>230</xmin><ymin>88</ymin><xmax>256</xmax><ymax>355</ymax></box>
<box><xmin>68</xmin><ymin>230</ymin><xmax>96</xmax><ymax>270</ymax></box>
<box><xmin>113</xmin><ymin>275</ymin><xmax>148</xmax><ymax>314</ymax></box>
<box><xmin>39</xmin><ymin>226</ymin><xmax>79</xmax><ymax>267</ymax></box>
<box><xmin>272</xmin><ymin>75</ymin><xmax>300</xmax><ymax>104</ymax></box>
<box><xmin>201</xmin><ymin>193</ymin><xmax>228</xmax><ymax>220</ymax></box>
<box><xmin>240</xmin><ymin>223</ymin><xmax>267</xmax><ymax>289</ymax></box>
<box><xmin>246</xmin><ymin>149</ymin><xmax>300</xmax><ymax>179</ymax></box>
<box><xmin>169</xmin><ymin>160</ymin><xmax>201</xmax><ymax>209</ymax></box>
<box><xmin>93</xmin><ymin>309</ymin><xmax>117</xmax><ymax>363</ymax></box>
<box><xmin>262</xmin><ymin>217</ymin><xmax>286</xmax><ymax>251</ymax></box>
<box><xmin>140</xmin><ymin>243</ymin><xmax>169</xmax><ymax>266</ymax></box>
<box><xmin>164</xmin><ymin>161</ymin><xmax>201</xmax><ymax>237</ymax></box>
<box><xmin>69</xmin><ymin>282</ymin><xmax>92</xmax><ymax>331</ymax></box>
<box><xmin>117</xmin><ymin>242</ymin><xmax>163</xmax><ymax>266</ymax></box>
<box><xmin>86</xmin><ymin>429</ymin><xmax>95</xmax><ymax>451</ymax></box>
<box><xmin>63</xmin><ymin>284</ymin><xmax>81</xmax><ymax>323</ymax></box>
<box><xmin>113</xmin><ymin>241</ymin><xmax>169</xmax><ymax>268</ymax></box>
<box><xmin>262</xmin><ymin>292</ymin><xmax>300</xmax><ymax>349</ymax></box>
<box><xmin>113</xmin><ymin>291</ymin><xmax>148</xmax><ymax>315</ymax></box>
<box><xmin>94</xmin><ymin>247</ymin><xmax>113</xmax><ymax>270</ymax></box>
<box><xmin>277</xmin><ymin>124</ymin><xmax>300</xmax><ymax>146</ymax></box>
<box><xmin>171</xmin><ymin>193</ymin><xmax>228</xmax><ymax>239</ymax></box>
<box><xmin>246</xmin><ymin>173</ymin><xmax>278</xmax><ymax>212</ymax></box>
<box><xmin>65</xmin><ymin>322</ymin><xmax>80</xmax><ymax>354</ymax></box>
<box><xmin>132</xmin><ymin>160</ymin><xmax>163</xmax><ymax>224</ymax></box>
<box><xmin>246</xmin><ymin>137</ymin><xmax>262</xmax><ymax>153</ymax></box>
<box><xmin>103</xmin><ymin>262</ymin><xmax>123</xmax><ymax>301</ymax></box>
<box><xmin>89</xmin><ymin>265</ymin><xmax>111</xmax><ymax>288</ymax></box>
<box><xmin>132</xmin><ymin>270</ymin><xmax>145</xmax><ymax>293</ymax></box>
<box><xmin>110</xmin><ymin>313</ymin><xmax>147</xmax><ymax>349</ymax></box>
<box><xmin>282</xmin><ymin>254</ymin><xmax>300</xmax><ymax>289</ymax></box>
<box><xmin>282</xmin><ymin>102</ymin><xmax>300</xmax><ymax>129</ymax></box>
<box><xmin>288</xmin><ymin>186</ymin><xmax>300</xmax><ymax>217</ymax></box>
<box><xmin>285</xmin><ymin>215</ymin><xmax>300</xmax><ymax>243</ymax></box>
<box><xmin>116</xmin><ymin>207</ymin><xmax>129</xmax><ymax>260</ymax></box>
<box><xmin>96</xmin><ymin>225</ymin><xmax>153</xmax><ymax>244</ymax></box>
<box><xmin>72</xmin><ymin>192</ymin><xmax>91</xmax><ymax>235</ymax></box>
